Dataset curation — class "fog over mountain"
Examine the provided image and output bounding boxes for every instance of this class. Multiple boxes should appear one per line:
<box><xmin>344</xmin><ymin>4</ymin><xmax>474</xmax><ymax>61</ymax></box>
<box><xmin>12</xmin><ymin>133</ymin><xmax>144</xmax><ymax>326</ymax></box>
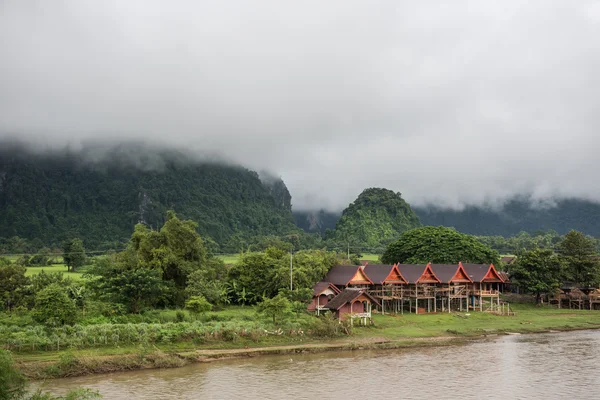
<box><xmin>2</xmin><ymin>1</ymin><xmax>600</xmax><ymax>211</ymax></box>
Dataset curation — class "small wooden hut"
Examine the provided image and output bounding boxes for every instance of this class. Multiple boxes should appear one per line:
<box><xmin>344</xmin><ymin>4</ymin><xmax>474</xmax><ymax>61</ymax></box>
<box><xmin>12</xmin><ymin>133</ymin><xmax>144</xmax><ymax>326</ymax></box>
<box><xmin>307</xmin><ymin>281</ymin><xmax>341</xmax><ymax>315</ymax></box>
<box><xmin>324</xmin><ymin>288</ymin><xmax>380</xmax><ymax>324</ymax></box>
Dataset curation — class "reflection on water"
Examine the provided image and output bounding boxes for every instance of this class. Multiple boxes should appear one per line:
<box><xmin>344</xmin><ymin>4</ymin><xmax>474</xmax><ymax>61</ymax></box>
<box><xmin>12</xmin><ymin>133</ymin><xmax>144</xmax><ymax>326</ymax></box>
<box><xmin>38</xmin><ymin>330</ymin><xmax>600</xmax><ymax>400</ymax></box>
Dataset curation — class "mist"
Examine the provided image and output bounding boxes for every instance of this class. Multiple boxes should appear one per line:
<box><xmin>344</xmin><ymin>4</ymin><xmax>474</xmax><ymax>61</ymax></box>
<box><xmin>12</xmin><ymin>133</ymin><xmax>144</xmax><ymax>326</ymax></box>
<box><xmin>1</xmin><ymin>1</ymin><xmax>600</xmax><ymax>211</ymax></box>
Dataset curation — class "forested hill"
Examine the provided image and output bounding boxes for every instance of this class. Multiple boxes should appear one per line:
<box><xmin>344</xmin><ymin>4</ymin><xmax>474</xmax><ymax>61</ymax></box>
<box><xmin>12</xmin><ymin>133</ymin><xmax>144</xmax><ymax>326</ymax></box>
<box><xmin>324</xmin><ymin>188</ymin><xmax>421</xmax><ymax>247</ymax></box>
<box><xmin>0</xmin><ymin>144</ymin><xmax>298</xmax><ymax>251</ymax></box>
<box><xmin>414</xmin><ymin>198</ymin><xmax>600</xmax><ymax>237</ymax></box>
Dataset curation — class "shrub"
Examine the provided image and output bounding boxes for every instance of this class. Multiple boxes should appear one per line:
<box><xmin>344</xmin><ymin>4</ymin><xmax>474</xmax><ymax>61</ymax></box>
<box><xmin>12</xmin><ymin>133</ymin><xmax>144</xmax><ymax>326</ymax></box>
<box><xmin>32</xmin><ymin>283</ymin><xmax>77</xmax><ymax>326</ymax></box>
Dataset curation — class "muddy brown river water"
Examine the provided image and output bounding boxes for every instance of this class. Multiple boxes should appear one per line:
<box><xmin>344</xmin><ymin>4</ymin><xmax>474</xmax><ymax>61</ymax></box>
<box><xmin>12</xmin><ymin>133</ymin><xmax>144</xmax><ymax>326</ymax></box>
<box><xmin>37</xmin><ymin>330</ymin><xmax>600</xmax><ymax>399</ymax></box>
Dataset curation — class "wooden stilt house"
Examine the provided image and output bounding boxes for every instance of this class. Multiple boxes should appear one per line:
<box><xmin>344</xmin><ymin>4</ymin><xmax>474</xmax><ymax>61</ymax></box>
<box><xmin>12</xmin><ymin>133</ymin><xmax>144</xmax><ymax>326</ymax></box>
<box><xmin>322</xmin><ymin>265</ymin><xmax>373</xmax><ymax>291</ymax></box>
<box><xmin>430</xmin><ymin>263</ymin><xmax>472</xmax><ymax>312</ymax></box>
<box><xmin>364</xmin><ymin>263</ymin><xmax>407</xmax><ymax>314</ymax></box>
<box><xmin>308</xmin><ymin>282</ymin><xmax>341</xmax><ymax>315</ymax></box>
<box><xmin>462</xmin><ymin>262</ymin><xmax>505</xmax><ymax>311</ymax></box>
<box><xmin>397</xmin><ymin>263</ymin><xmax>441</xmax><ymax>314</ymax></box>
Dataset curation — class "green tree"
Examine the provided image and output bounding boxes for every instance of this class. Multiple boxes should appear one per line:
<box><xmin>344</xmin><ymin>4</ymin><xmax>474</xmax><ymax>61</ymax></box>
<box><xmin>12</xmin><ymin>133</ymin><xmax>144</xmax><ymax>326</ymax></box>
<box><xmin>257</xmin><ymin>293</ymin><xmax>292</xmax><ymax>324</ymax></box>
<box><xmin>32</xmin><ymin>283</ymin><xmax>77</xmax><ymax>326</ymax></box>
<box><xmin>185</xmin><ymin>296</ymin><xmax>212</xmax><ymax>319</ymax></box>
<box><xmin>0</xmin><ymin>264</ymin><xmax>29</xmax><ymax>312</ymax></box>
<box><xmin>510</xmin><ymin>248</ymin><xmax>565</xmax><ymax>303</ymax></box>
<box><xmin>557</xmin><ymin>230</ymin><xmax>600</xmax><ymax>288</ymax></box>
<box><xmin>381</xmin><ymin>226</ymin><xmax>499</xmax><ymax>264</ymax></box>
<box><xmin>228</xmin><ymin>248</ymin><xmax>337</xmax><ymax>303</ymax></box>
<box><xmin>63</xmin><ymin>239</ymin><xmax>86</xmax><ymax>272</ymax></box>
<box><xmin>184</xmin><ymin>258</ymin><xmax>228</xmax><ymax>305</ymax></box>
<box><xmin>85</xmin><ymin>257</ymin><xmax>167</xmax><ymax>313</ymax></box>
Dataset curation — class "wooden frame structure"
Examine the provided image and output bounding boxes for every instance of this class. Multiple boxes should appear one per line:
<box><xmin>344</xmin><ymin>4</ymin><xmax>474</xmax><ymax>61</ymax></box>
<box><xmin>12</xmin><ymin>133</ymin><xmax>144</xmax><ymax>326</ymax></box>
<box><xmin>430</xmin><ymin>263</ymin><xmax>472</xmax><ymax>312</ymax></box>
<box><xmin>310</xmin><ymin>262</ymin><xmax>515</xmax><ymax>316</ymax></box>
<box><xmin>364</xmin><ymin>263</ymin><xmax>407</xmax><ymax>314</ymax></box>
<box><xmin>462</xmin><ymin>263</ymin><xmax>503</xmax><ymax>312</ymax></box>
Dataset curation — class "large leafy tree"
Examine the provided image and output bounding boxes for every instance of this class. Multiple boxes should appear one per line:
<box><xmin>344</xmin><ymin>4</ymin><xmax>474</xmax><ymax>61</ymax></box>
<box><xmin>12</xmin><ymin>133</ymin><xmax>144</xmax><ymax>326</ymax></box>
<box><xmin>86</xmin><ymin>257</ymin><xmax>167</xmax><ymax>313</ymax></box>
<box><xmin>510</xmin><ymin>248</ymin><xmax>565</xmax><ymax>303</ymax></box>
<box><xmin>185</xmin><ymin>258</ymin><xmax>228</xmax><ymax>305</ymax></box>
<box><xmin>87</xmin><ymin>211</ymin><xmax>214</xmax><ymax>308</ymax></box>
<box><xmin>0</xmin><ymin>264</ymin><xmax>29</xmax><ymax>312</ymax></box>
<box><xmin>63</xmin><ymin>238</ymin><xmax>86</xmax><ymax>272</ymax></box>
<box><xmin>227</xmin><ymin>248</ymin><xmax>338</xmax><ymax>303</ymax></box>
<box><xmin>557</xmin><ymin>230</ymin><xmax>600</xmax><ymax>288</ymax></box>
<box><xmin>381</xmin><ymin>226</ymin><xmax>499</xmax><ymax>264</ymax></box>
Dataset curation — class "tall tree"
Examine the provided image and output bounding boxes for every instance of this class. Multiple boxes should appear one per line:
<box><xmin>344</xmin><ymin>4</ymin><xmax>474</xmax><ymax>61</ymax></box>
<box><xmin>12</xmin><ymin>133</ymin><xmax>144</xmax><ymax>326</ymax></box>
<box><xmin>63</xmin><ymin>239</ymin><xmax>86</xmax><ymax>272</ymax></box>
<box><xmin>557</xmin><ymin>230</ymin><xmax>600</xmax><ymax>288</ymax></box>
<box><xmin>0</xmin><ymin>264</ymin><xmax>29</xmax><ymax>312</ymax></box>
<box><xmin>381</xmin><ymin>226</ymin><xmax>499</xmax><ymax>264</ymax></box>
<box><xmin>510</xmin><ymin>248</ymin><xmax>565</xmax><ymax>303</ymax></box>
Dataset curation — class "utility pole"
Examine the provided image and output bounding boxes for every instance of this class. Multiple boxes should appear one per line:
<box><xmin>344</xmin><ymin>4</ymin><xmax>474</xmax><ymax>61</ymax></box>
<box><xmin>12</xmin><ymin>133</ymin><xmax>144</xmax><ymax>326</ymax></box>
<box><xmin>347</xmin><ymin>242</ymin><xmax>350</xmax><ymax>262</ymax></box>
<box><xmin>290</xmin><ymin>251</ymin><xmax>293</xmax><ymax>290</ymax></box>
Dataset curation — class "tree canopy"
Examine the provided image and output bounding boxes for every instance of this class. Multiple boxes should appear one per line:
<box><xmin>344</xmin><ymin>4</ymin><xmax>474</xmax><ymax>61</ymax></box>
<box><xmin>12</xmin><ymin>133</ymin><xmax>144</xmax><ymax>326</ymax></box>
<box><xmin>557</xmin><ymin>230</ymin><xmax>600</xmax><ymax>288</ymax></box>
<box><xmin>509</xmin><ymin>248</ymin><xmax>565</xmax><ymax>303</ymax></box>
<box><xmin>381</xmin><ymin>226</ymin><xmax>499</xmax><ymax>264</ymax></box>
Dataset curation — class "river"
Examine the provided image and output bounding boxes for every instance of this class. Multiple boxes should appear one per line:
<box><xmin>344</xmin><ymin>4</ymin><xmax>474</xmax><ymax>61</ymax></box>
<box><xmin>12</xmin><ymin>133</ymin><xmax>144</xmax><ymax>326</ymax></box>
<box><xmin>38</xmin><ymin>330</ymin><xmax>600</xmax><ymax>399</ymax></box>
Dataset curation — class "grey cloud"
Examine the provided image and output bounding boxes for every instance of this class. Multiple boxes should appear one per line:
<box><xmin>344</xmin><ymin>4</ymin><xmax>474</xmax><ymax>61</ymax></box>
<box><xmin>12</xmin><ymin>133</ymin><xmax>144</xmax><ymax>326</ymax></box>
<box><xmin>1</xmin><ymin>1</ymin><xmax>599</xmax><ymax>211</ymax></box>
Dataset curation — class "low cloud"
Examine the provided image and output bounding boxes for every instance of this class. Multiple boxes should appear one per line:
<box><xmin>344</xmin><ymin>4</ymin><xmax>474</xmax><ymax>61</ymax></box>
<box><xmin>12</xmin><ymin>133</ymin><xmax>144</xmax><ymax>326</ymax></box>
<box><xmin>1</xmin><ymin>1</ymin><xmax>599</xmax><ymax>211</ymax></box>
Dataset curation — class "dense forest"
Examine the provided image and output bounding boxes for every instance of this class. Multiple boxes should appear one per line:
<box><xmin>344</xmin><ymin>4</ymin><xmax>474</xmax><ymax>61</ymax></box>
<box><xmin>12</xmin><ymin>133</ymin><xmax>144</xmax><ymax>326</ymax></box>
<box><xmin>414</xmin><ymin>198</ymin><xmax>600</xmax><ymax>237</ymax></box>
<box><xmin>0</xmin><ymin>143</ymin><xmax>299</xmax><ymax>252</ymax></box>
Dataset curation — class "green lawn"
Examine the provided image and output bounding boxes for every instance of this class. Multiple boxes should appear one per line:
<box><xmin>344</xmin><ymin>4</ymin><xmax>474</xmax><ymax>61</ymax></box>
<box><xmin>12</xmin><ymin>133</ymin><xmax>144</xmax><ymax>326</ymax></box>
<box><xmin>361</xmin><ymin>253</ymin><xmax>380</xmax><ymax>262</ymax></box>
<box><xmin>216</xmin><ymin>254</ymin><xmax>240</xmax><ymax>265</ymax></box>
<box><xmin>25</xmin><ymin>264</ymin><xmax>85</xmax><ymax>281</ymax></box>
<box><xmin>354</xmin><ymin>303</ymin><xmax>600</xmax><ymax>339</ymax></box>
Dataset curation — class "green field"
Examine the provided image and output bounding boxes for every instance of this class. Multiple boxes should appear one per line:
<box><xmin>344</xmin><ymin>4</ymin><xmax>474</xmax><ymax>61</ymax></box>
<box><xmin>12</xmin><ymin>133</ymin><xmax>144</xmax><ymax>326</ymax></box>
<box><xmin>25</xmin><ymin>264</ymin><xmax>85</xmax><ymax>281</ymax></box>
<box><xmin>361</xmin><ymin>253</ymin><xmax>380</xmax><ymax>262</ymax></box>
<box><xmin>216</xmin><ymin>254</ymin><xmax>240</xmax><ymax>265</ymax></box>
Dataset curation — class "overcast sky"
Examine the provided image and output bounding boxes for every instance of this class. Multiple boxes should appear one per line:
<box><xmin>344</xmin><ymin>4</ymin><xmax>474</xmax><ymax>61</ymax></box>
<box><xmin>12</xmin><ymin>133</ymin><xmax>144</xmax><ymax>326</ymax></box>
<box><xmin>1</xmin><ymin>1</ymin><xmax>600</xmax><ymax>211</ymax></box>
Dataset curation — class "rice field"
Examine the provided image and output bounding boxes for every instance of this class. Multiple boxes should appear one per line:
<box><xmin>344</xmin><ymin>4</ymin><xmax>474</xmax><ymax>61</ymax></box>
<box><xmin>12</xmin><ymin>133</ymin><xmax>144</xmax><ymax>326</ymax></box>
<box><xmin>25</xmin><ymin>264</ymin><xmax>85</xmax><ymax>280</ymax></box>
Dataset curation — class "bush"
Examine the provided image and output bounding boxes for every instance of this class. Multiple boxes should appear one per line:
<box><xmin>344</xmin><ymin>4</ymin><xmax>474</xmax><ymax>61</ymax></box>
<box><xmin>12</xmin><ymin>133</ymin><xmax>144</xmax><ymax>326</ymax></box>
<box><xmin>175</xmin><ymin>310</ymin><xmax>186</xmax><ymax>322</ymax></box>
<box><xmin>32</xmin><ymin>283</ymin><xmax>77</xmax><ymax>326</ymax></box>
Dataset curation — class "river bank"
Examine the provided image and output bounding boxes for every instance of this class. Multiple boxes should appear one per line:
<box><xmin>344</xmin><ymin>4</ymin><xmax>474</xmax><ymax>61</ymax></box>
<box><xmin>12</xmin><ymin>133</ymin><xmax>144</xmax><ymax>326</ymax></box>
<box><xmin>13</xmin><ymin>303</ymin><xmax>600</xmax><ymax>380</ymax></box>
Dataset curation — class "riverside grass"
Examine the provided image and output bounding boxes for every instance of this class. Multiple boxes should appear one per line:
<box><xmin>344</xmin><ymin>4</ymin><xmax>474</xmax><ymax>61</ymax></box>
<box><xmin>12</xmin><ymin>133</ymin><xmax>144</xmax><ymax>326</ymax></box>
<box><xmin>9</xmin><ymin>303</ymin><xmax>600</xmax><ymax>379</ymax></box>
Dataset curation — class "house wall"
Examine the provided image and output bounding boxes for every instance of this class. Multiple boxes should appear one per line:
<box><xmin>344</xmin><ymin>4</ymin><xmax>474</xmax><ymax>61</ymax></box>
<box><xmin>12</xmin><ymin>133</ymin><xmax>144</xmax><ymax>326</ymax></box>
<box><xmin>307</xmin><ymin>294</ymin><xmax>333</xmax><ymax>311</ymax></box>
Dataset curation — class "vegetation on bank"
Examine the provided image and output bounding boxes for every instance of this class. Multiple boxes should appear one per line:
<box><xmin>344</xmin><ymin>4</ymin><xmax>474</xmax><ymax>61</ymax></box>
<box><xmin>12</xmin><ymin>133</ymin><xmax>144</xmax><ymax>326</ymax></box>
<box><xmin>7</xmin><ymin>302</ymin><xmax>600</xmax><ymax>380</ymax></box>
<box><xmin>1</xmin><ymin>349</ymin><xmax>100</xmax><ymax>399</ymax></box>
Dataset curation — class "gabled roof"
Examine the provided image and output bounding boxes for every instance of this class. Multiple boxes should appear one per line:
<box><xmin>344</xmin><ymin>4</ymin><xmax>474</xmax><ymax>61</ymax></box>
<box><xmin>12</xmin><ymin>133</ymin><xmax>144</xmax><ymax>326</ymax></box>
<box><xmin>323</xmin><ymin>265</ymin><xmax>373</xmax><ymax>286</ymax></box>
<box><xmin>397</xmin><ymin>263</ymin><xmax>441</xmax><ymax>284</ymax></box>
<box><xmin>324</xmin><ymin>288</ymin><xmax>380</xmax><ymax>310</ymax></box>
<box><xmin>312</xmin><ymin>281</ymin><xmax>341</xmax><ymax>297</ymax></box>
<box><xmin>363</xmin><ymin>263</ymin><xmax>407</xmax><ymax>285</ymax></box>
<box><xmin>500</xmin><ymin>256</ymin><xmax>516</xmax><ymax>264</ymax></box>
<box><xmin>461</xmin><ymin>262</ymin><xmax>504</xmax><ymax>283</ymax></box>
<box><xmin>430</xmin><ymin>263</ymin><xmax>473</xmax><ymax>283</ymax></box>
<box><xmin>497</xmin><ymin>271</ymin><xmax>510</xmax><ymax>283</ymax></box>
